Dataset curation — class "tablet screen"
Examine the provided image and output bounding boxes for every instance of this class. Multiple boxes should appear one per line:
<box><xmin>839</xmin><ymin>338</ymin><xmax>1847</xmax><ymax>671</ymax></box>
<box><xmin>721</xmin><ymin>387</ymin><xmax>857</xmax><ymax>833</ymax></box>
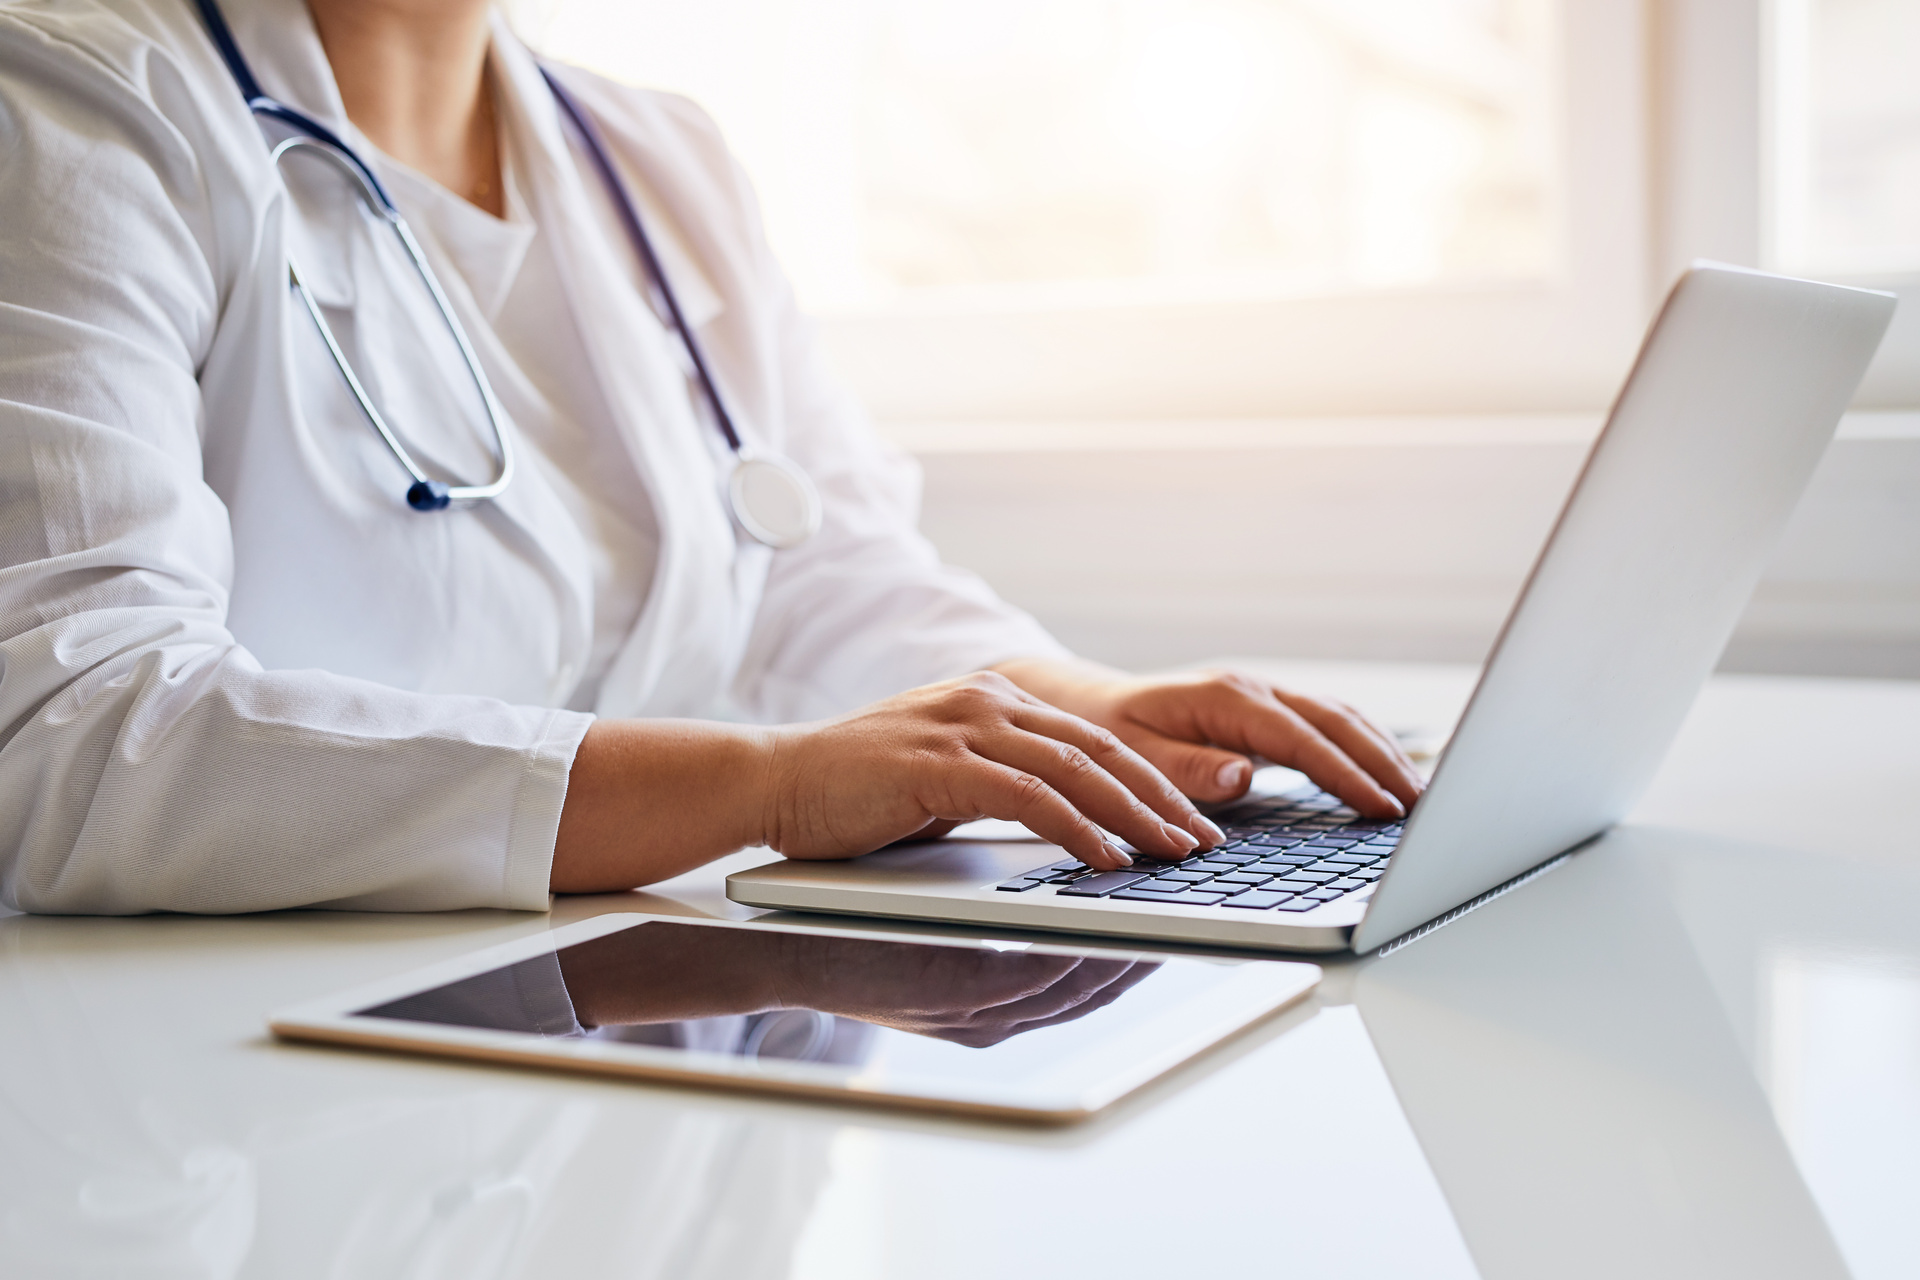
<box><xmin>349</xmin><ymin>919</ymin><xmax>1288</xmax><ymax>1100</ymax></box>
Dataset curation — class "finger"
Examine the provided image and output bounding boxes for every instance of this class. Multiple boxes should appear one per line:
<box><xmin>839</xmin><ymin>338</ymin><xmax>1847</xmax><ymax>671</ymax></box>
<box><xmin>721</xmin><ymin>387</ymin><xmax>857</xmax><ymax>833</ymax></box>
<box><xmin>1273</xmin><ymin>690</ymin><xmax>1426</xmax><ymax>808</ymax></box>
<box><xmin>936</xmin><ymin>958</ymin><xmax>1143</xmax><ymax>1047</ymax></box>
<box><xmin>1205</xmin><ymin>689</ymin><xmax>1406</xmax><ymax>819</ymax></box>
<box><xmin>946</xmin><ymin>760</ymin><xmax>1134</xmax><ymax>870</ymax></box>
<box><xmin>1005</xmin><ymin>703</ymin><xmax>1226</xmax><ymax>848</ymax></box>
<box><xmin>1125</xmin><ymin>732</ymin><xmax>1256</xmax><ymax>804</ymax></box>
<box><xmin>1000</xmin><ymin>960</ymin><xmax>1161</xmax><ymax>1034</ymax></box>
<box><xmin>981</xmin><ymin>726</ymin><xmax>1204</xmax><ymax>860</ymax></box>
<box><xmin>986</xmin><ymin>957</ymin><xmax>1140</xmax><ymax>1024</ymax></box>
<box><xmin>1316</xmin><ymin>694</ymin><xmax>1422</xmax><ymax>779</ymax></box>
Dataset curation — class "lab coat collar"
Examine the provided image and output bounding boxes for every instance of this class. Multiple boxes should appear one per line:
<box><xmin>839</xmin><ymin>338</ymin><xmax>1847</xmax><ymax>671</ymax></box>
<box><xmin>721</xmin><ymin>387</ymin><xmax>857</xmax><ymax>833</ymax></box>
<box><xmin>487</xmin><ymin>15</ymin><xmax>725</xmax><ymax>332</ymax></box>
<box><xmin>214</xmin><ymin>0</ymin><xmax>725</xmax><ymax>332</ymax></box>
<box><xmin>492</xmin><ymin>28</ymin><xmax>749</xmax><ymax>718</ymax></box>
<box><xmin>219</xmin><ymin>0</ymin><xmax>355</xmax><ymax>141</ymax></box>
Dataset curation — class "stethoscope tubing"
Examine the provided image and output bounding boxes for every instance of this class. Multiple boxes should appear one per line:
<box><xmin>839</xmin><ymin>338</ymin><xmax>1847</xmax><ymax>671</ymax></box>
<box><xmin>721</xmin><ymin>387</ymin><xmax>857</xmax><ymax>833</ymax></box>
<box><xmin>540</xmin><ymin>69</ymin><xmax>745</xmax><ymax>455</ymax></box>
<box><xmin>190</xmin><ymin>0</ymin><xmax>818</xmax><ymax>541</ymax></box>
<box><xmin>272</xmin><ymin>134</ymin><xmax>515</xmax><ymax>510</ymax></box>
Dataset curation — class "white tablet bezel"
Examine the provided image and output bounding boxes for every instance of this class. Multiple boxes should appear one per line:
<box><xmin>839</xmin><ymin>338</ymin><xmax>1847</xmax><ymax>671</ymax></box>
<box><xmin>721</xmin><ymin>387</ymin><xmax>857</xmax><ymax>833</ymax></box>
<box><xmin>269</xmin><ymin>912</ymin><xmax>1320</xmax><ymax>1124</ymax></box>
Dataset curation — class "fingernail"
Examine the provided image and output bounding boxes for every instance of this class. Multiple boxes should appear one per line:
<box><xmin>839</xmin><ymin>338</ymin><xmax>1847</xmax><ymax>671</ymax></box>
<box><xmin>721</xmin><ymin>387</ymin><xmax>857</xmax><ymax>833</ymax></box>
<box><xmin>1190</xmin><ymin>814</ymin><xmax>1226</xmax><ymax>847</ymax></box>
<box><xmin>1216</xmin><ymin>760</ymin><xmax>1247</xmax><ymax>791</ymax></box>
<box><xmin>1161</xmin><ymin>822</ymin><xmax>1199</xmax><ymax>851</ymax></box>
<box><xmin>1102</xmin><ymin>840</ymin><xmax>1132</xmax><ymax>867</ymax></box>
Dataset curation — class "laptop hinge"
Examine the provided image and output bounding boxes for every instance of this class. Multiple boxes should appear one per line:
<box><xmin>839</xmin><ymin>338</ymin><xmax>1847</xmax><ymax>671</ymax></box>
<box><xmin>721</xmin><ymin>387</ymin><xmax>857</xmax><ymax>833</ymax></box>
<box><xmin>1368</xmin><ymin>843</ymin><xmax>1588</xmax><ymax>957</ymax></box>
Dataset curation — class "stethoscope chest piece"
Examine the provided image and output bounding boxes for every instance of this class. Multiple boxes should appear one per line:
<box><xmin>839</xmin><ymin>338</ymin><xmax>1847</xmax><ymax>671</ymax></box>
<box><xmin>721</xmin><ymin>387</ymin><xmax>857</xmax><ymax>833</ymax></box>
<box><xmin>729</xmin><ymin>454</ymin><xmax>822</xmax><ymax>549</ymax></box>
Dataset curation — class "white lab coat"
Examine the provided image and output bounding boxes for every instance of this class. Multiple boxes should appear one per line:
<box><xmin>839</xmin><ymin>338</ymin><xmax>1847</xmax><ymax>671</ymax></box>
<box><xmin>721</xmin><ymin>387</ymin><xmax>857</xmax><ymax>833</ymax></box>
<box><xmin>0</xmin><ymin>0</ymin><xmax>1065</xmax><ymax>915</ymax></box>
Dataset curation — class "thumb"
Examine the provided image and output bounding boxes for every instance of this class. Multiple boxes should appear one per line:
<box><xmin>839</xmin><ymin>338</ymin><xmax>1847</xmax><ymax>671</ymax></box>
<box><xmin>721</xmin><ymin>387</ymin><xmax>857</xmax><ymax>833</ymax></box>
<box><xmin>1132</xmin><ymin>733</ymin><xmax>1253</xmax><ymax>803</ymax></box>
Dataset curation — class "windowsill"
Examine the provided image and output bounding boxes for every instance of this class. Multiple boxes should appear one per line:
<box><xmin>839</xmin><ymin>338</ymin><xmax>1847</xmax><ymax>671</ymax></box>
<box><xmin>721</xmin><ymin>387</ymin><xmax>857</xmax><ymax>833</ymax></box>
<box><xmin>878</xmin><ymin>410</ymin><xmax>1920</xmax><ymax>455</ymax></box>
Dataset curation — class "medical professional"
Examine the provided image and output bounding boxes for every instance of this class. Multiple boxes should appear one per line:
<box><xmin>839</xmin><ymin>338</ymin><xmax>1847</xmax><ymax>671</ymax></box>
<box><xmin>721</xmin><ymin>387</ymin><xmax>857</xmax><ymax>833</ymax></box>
<box><xmin>0</xmin><ymin>0</ymin><xmax>1423</xmax><ymax>915</ymax></box>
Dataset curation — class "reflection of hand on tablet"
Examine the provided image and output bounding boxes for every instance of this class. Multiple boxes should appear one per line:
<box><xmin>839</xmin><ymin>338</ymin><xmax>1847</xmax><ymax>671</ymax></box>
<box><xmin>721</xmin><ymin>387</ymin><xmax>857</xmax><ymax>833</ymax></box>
<box><xmin>556</xmin><ymin>923</ymin><xmax>1158</xmax><ymax>1048</ymax></box>
<box><xmin>782</xmin><ymin>938</ymin><xmax>1160</xmax><ymax>1048</ymax></box>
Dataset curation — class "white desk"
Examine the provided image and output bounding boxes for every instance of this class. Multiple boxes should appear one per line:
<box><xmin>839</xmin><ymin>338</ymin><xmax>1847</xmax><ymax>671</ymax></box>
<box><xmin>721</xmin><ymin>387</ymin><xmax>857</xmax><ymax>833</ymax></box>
<box><xmin>3</xmin><ymin>663</ymin><xmax>1917</xmax><ymax>1280</ymax></box>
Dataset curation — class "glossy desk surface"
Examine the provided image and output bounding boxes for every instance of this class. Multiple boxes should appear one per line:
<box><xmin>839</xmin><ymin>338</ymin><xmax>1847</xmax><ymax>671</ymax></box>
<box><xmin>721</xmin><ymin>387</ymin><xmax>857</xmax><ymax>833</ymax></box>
<box><xmin>3</xmin><ymin>662</ymin><xmax>1917</xmax><ymax>1280</ymax></box>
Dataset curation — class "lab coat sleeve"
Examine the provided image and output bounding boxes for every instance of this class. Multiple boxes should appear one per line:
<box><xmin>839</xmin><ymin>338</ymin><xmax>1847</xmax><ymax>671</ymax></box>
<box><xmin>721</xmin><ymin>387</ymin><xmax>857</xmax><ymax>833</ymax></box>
<box><xmin>0</xmin><ymin>14</ymin><xmax>589</xmax><ymax>914</ymax></box>
<box><xmin>603</xmin><ymin>93</ymin><xmax>1072</xmax><ymax>722</ymax></box>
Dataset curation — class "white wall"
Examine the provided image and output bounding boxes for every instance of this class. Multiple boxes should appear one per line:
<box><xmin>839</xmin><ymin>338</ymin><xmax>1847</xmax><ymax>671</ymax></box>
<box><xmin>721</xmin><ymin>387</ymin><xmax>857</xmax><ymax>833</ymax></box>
<box><xmin>895</xmin><ymin>414</ymin><xmax>1920</xmax><ymax>679</ymax></box>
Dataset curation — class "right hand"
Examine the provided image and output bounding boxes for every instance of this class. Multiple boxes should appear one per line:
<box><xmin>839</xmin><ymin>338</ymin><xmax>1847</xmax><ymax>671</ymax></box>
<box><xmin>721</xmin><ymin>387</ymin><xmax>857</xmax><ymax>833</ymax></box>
<box><xmin>757</xmin><ymin>671</ymin><xmax>1224</xmax><ymax>871</ymax></box>
<box><xmin>780</xmin><ymin>933</ymin><xmax>1162</xmax><ymax>1048</ymax></box>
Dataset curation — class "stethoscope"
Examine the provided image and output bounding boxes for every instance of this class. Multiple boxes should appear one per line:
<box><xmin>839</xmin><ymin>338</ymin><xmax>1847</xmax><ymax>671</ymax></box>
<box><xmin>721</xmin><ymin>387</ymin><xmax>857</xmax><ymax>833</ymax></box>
<box><xmin>190</xmin><ymin>0</ymin><xmax>821</xmax><ymax>548</ymax></box>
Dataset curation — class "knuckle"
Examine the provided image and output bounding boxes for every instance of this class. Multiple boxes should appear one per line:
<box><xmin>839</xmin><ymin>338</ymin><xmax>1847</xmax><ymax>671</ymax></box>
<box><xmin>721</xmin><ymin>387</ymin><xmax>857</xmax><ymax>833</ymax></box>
<box><xmin>1008</xmin><ymin>771</ymin><xmax>1052</xmax><ymax>808</ymax></box>
<box><xmin>1213</xmin><ymin>670</ymin><xmax>1267</xmax><ymax>700</ymax></box>
<box><xmin>1056</xmin><ymin>745</ymin><xmax>1098</xmax><ymax>778</ymax></box>
<box><xmin>946</xmin><ymin>675</ymin><xmax>1012</xmax><ymax>714</ymax></box>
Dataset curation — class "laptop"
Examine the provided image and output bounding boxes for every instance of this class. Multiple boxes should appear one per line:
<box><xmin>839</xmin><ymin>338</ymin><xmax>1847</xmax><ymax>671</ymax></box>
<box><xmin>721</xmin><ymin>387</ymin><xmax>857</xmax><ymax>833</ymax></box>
<box><xmin>727</xmin><ymin>264</ymin><xmax>1895</xmax><ymax>954</ymax></box>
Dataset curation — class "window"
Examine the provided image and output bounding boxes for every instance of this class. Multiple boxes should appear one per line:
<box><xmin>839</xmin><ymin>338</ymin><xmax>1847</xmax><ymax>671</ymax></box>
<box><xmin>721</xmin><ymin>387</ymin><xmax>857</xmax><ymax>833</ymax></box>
<box><xmin>512</xmin><ymin>0</ymin><xmax>1649</xmax><ymax>419</ymax></box>
<box><xmin>1771</xmin><ymin>0</ymin><xmax>1920</xmax><ymax>277</ymax></box>
<box><xmin>511</xmin><ymin>0</ymin><xmax>1915</xmax><ymax>418</ymax></box>
<box><xmin>531</xmin><ymin>0</ymin><xmax>1560</xmax><ymax>309</ymax></box>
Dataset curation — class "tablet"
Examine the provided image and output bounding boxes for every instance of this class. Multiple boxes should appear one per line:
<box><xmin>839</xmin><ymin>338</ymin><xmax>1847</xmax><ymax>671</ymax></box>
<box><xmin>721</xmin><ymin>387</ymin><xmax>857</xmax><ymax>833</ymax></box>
<box><xmin>270</xmin><ymin>913</ymin><xmax>1319</xmax><ymax>1123</ymax></box>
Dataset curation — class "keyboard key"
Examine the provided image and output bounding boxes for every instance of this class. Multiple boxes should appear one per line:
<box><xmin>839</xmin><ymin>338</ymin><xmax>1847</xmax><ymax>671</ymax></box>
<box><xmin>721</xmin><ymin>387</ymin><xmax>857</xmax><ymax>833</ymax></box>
<box><xmin>1217</xmin><ymin>871</ymin><xmax>1273</xmax><ymax>885</ymax></box>
<box><xmin>1111</xmin><ymin>888</ymin><xmax>1231</xmax><ymax>906</ymax></box>
<box><xmin>1056</xmin><ymin>871</ymin><xmax>1152</xmax><ymax>897</ymax></box>
<box><xmin>1323</xmin><ymin>853</ymin><xmax>1375</xmax><ymax>865</ymax></box>
<box><xmin>1306</xmin><ymin>888</ymin><xmax>1345</xmax><ymax>901</ymax></box>
<box><xmin>1209</xmin><ymin>880</ymin><xmax>1253</xmax><ymax>897</ymax></box>
<box><xmin>1262</xmin><ymin>854</ymin><xmax>1319</xmax><ymax>867</ymax></box>
<box><xmin>1189</xmin><ymin>860</ymin><xmax>1240</xmax><ymax>873</ymax></box>
<box><xmin>1222</xmin><ymin>890</ymin><xmax>1292</xmax><ymax>910</ymax></box>
<box><xmin>1158</xmin><ymin>869</ymin><xmax>1215</xmax><ymax>883</ymax></box>
<box><xmin>995</xmin><ymin>879</ymin><xmax>1043</xmax><ymax>892</ymax></box>
<box><xmin>1274</xmin><ymin>898</ymin><xmax>1322</xmax><ymax>912</ymax></box>
<box><xmin>1282</xmin><ymin>870</ymin><xmax>1339</xmax><ymax>884</ymax></box>
<box><xmin>1209</xmin><ymin>852</ymin><xmax>1261</xmax><ymax>865</ymax></box>
<box><xmin>1046</xmin><ymin>860</ymin><xmax>1085</xmax><ymax>872</ymax></box>
<box><xmin>1246</xmin><ymin>833</ymin><xmax>1306</xmax><ymax>848</ymax></box>
<box><xmin>1330</xmin><ymin>877</ymin><xmax>1367</xmax><ymax>891</ymax></box>
<box><xmin>1144</xmin><ymin>876</ymin><xmax>1200</xmax><ymax>891</ymax></box>
<box><xmin>1355</xmin><ymin>868</ymin><xmax>1385</xmax><ymax>881</ymax></box>
<box><xmin>1305</xmin><ymin>861</ymin><xmax>1353</xmax><ymax>875</ymax></box>
<box><xmin>1301</xmin><ymin>836</ymin><xmax>1361</xmax><ymax>849</ymax></box>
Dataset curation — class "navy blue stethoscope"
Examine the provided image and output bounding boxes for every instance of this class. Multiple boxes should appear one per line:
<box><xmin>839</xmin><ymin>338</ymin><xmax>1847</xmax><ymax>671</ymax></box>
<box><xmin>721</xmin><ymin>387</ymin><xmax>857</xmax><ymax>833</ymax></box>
<box><xmin>191</xmin><ymin>0</ymin><xmax>821</xmax><ymax>547</ymax></box>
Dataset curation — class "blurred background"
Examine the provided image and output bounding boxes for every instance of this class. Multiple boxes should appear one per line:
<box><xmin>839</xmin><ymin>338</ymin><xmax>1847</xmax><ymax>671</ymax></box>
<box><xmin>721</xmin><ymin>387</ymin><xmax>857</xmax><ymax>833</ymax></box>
<box><xmin>508</xmin><ymin>0</ymin><xmax>1920</xmax><ymax>677</ymax></box>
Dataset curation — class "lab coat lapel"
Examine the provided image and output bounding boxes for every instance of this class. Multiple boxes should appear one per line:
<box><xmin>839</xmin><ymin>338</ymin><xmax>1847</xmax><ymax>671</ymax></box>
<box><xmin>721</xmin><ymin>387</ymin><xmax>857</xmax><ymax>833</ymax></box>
<box><xmin>219</xmin><ymin>0</ymin><xmax>535</xmax><ymax>497</ymax></box>
<box><xmin>224</xmin><ymin>0</ymin><xmax>595</xmax><ymax>672</ymax></box>
<box><xmin>491</xmin><ymin>31</ymin><xmax>747</xmax><ymax>719</ymax></box>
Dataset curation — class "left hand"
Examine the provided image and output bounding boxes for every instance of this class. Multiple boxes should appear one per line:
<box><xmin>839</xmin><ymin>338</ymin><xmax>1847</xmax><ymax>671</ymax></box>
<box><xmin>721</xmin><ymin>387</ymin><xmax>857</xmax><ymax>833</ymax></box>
<box><xmin>993</xmin><ymin>658</ymin><xmax>1425</xmax><ymax>819</ymax></box>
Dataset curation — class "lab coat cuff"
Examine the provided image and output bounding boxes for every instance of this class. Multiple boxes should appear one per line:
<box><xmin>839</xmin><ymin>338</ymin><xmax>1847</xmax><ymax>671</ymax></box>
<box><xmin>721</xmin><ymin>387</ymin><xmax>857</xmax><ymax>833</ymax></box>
<box><xmin>502</xmin><ymin>708</ymin><xmax>596</xmax><ymax>910</ymax></box>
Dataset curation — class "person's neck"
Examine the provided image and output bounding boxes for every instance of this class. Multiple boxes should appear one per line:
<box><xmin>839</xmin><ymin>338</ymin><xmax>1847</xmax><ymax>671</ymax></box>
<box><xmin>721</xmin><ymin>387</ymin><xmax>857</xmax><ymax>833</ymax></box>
<box><xmin>306</xmin><ymin>0</ymin><xmax>504</xmax><ymax>216</ymax></box>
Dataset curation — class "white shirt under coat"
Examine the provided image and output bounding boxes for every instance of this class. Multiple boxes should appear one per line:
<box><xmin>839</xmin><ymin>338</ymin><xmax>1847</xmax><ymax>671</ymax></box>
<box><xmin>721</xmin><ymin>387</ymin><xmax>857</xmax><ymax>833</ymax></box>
<box><xmin>0</xmin><ymin>0</ymin><xmax>1065</xmax><ymax>914</ymax></box>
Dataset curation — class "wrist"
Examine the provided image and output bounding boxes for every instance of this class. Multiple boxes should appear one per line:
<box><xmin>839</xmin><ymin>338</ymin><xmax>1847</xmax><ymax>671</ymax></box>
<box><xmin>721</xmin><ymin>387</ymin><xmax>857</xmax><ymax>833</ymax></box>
<box><xmin>992</xmin><ymin>655</ymin><xmax>1127</xmax><ymax>721</ymax></box>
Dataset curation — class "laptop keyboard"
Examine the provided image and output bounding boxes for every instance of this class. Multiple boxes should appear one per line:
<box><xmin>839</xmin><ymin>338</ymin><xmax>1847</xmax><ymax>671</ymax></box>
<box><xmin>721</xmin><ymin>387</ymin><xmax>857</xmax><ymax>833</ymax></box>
<box><xmin>992</xmin><ymin>792</ymin><xmax>1400</xmax><ymax>913</ymax></box>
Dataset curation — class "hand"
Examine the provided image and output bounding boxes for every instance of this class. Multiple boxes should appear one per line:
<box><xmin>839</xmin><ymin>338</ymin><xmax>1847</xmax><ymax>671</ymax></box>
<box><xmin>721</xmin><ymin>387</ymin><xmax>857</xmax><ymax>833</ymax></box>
<box><xmin>994</xmin><ymin>658</ymin><xmax>1424</xmax><ymax>819</ymax></box>
<box><xmin>780</xmin><ymin>934</ymin><xmax>1161</xmax><ymax>1048</ymax></box>
<box><xmin>759</xmin><ymin>671</ymin><xmax>1224</xmax><ymax>871</ymax></box>
<box><xmin>556</xmin><ymin>921</ymin><xmax>1160</xmax><ymax>1050</ymax></box>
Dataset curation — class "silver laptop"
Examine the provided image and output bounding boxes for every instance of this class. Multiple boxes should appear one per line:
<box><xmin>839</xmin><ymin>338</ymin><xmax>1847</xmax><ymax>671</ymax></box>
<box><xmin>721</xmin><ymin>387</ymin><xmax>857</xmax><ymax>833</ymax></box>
<box><xmin>727</xmin><ymin>264</ymin><xmax>1895</xmax><ymax>954</ymax></box>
